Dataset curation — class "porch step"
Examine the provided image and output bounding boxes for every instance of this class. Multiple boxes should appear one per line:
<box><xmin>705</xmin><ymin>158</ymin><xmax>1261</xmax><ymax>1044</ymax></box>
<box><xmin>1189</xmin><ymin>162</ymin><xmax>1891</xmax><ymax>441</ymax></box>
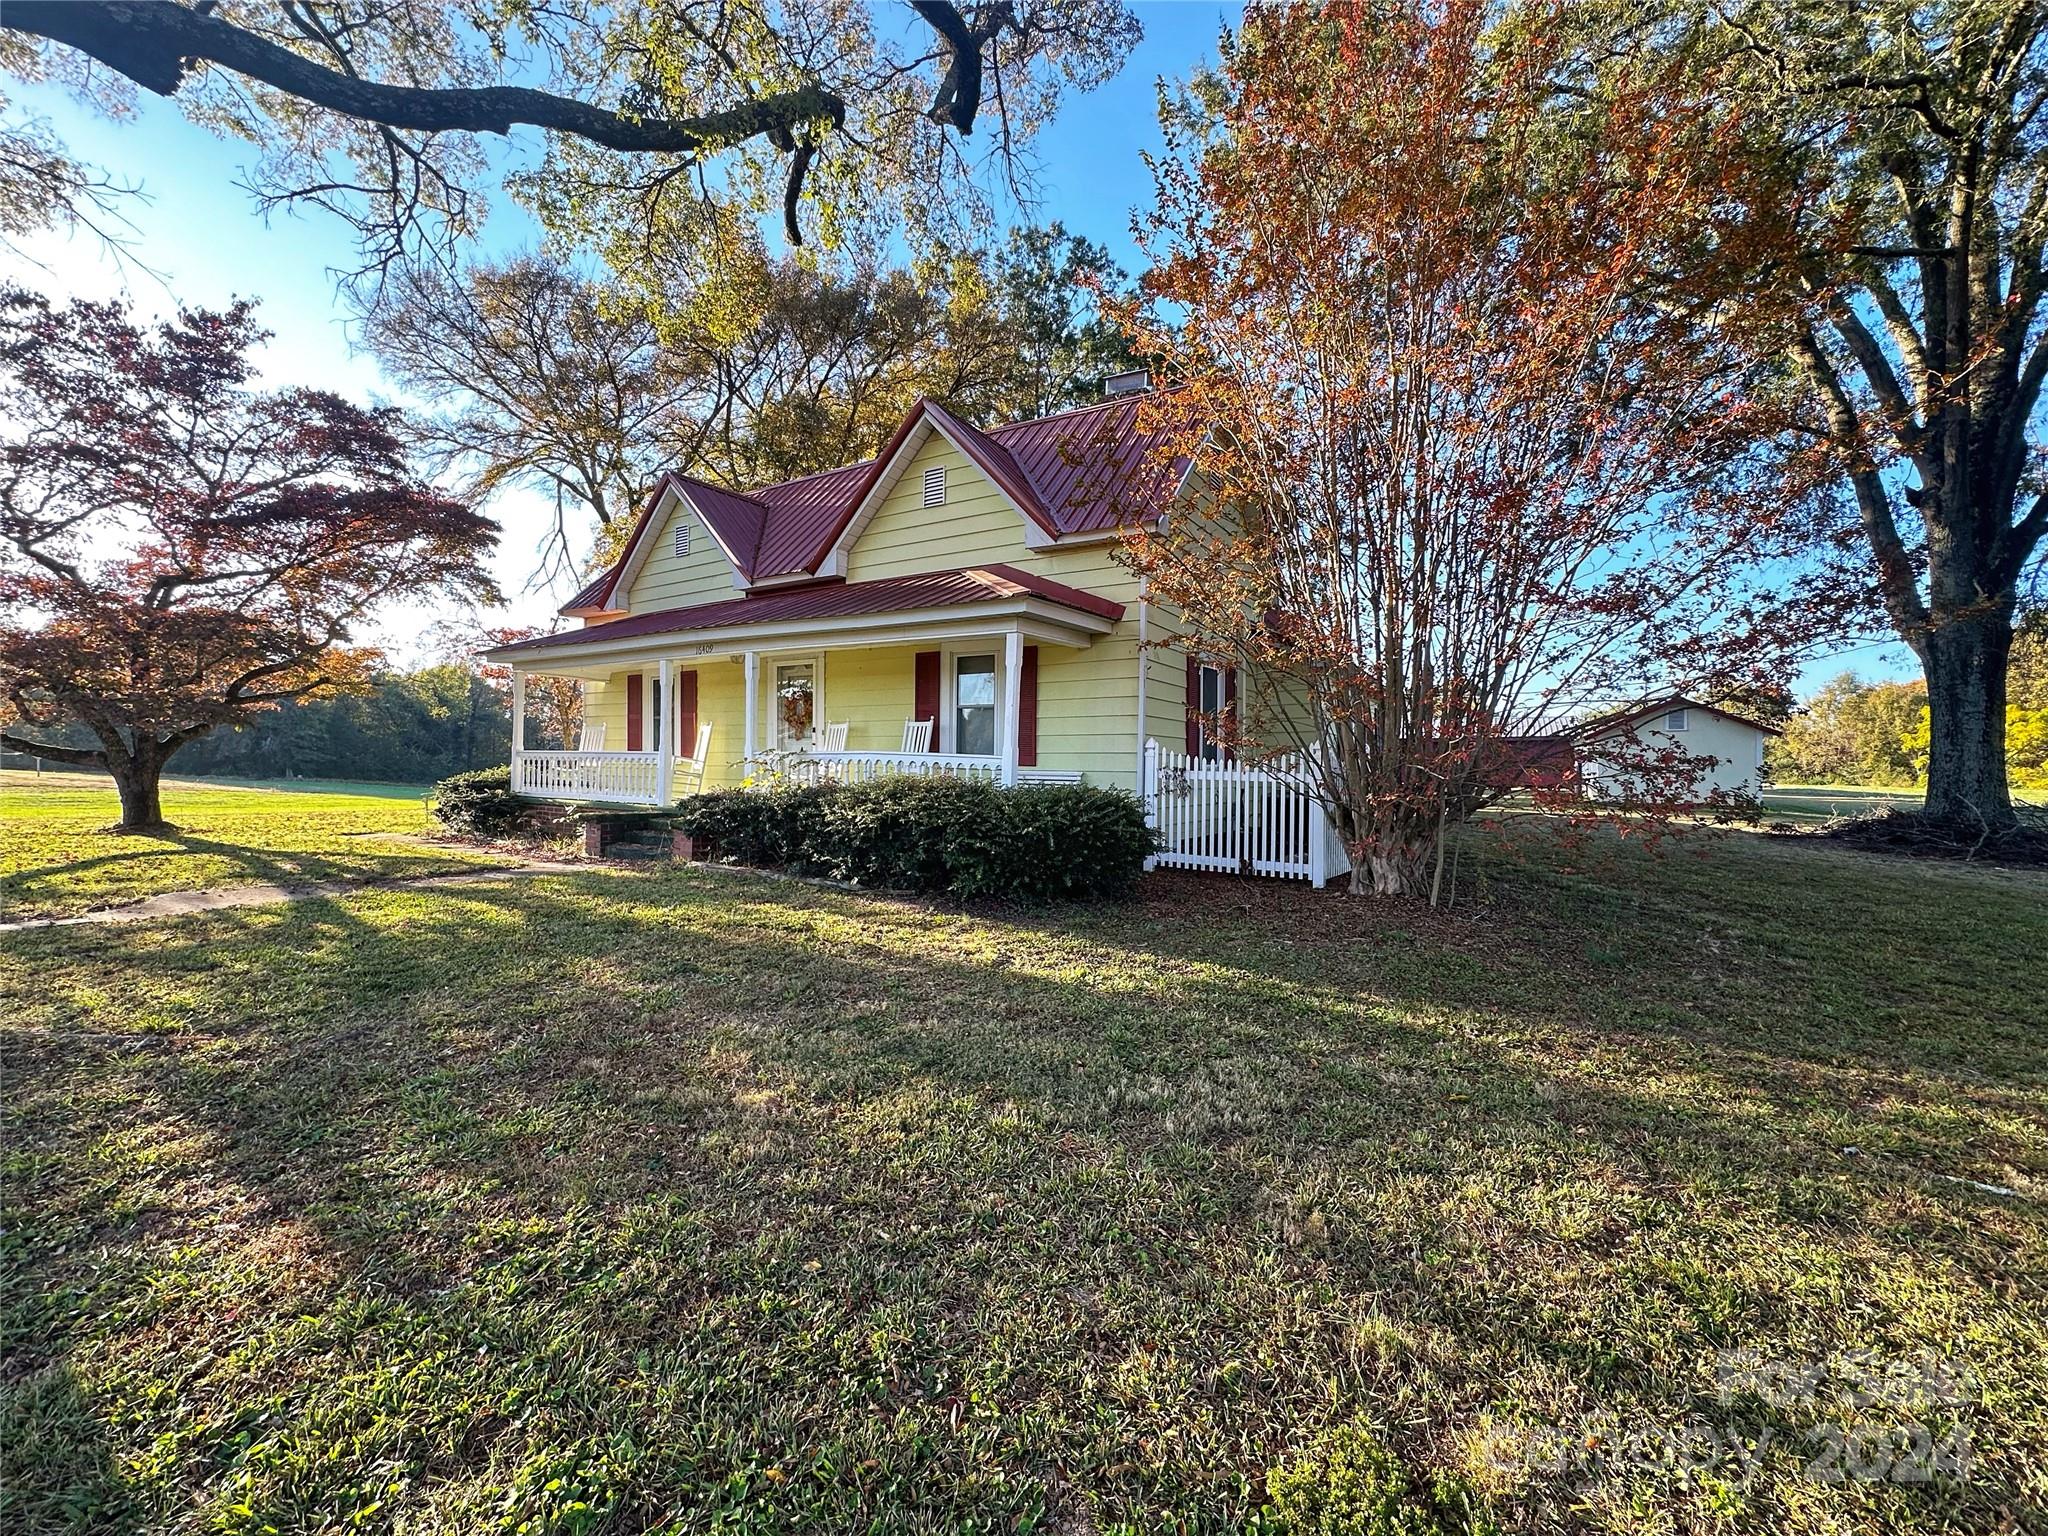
<box><xmin>605</xmin><ymin>827</ymin><xmax>675</xmax><ymax>861</ymax></box>
<box><xmin>604</xmin><ymin>842</ymin><xmax>670</xmax><ymax>862</ymax></box>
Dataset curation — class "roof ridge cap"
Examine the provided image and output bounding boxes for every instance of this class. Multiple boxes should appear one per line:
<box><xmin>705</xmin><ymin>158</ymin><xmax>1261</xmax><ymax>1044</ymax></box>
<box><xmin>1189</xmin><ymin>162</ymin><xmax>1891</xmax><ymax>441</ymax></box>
<box><xmin>670</xmin><ymin>468</ymin><xmax>772</xmax><ymax>508</ymax></box>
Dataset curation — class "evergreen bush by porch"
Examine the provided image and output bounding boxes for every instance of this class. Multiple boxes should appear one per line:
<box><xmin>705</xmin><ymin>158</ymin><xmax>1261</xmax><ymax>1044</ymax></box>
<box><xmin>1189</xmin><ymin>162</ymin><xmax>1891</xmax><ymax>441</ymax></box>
<box><xmin>428</xmin><ymin>767</ymin><xmax>533</xmax><ymax>837</ymax></box>
<box><xmin>671</xmin><ymin>778</ymin><xmax>1155</xmax><ymax>901</ymax></box>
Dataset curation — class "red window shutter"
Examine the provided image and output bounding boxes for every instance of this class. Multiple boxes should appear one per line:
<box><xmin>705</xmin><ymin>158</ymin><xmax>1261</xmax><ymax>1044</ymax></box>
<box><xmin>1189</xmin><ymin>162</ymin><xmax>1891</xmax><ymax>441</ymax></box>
<box><xmin>1223</xmin><ymin>665</ymin><xmax>1239</xmax><ymax>764</ymax></box>
<box><xmin>1184</xmin><ymin>652</ymin><xmax>1201</xmax><ymax>756</ymax></box>
<box><xmin>677</xmin><ymin>669</ymin><xmax>698</xmax><ymax>750</ymax></box>
<box><xmin>1018</xmin><ymin>645</ymin><xmax>1039</xmax><ymax>767</ymax></box>
<box><xmin>625</xmin><ymin>673</ymin><xmax>644</xmax><ymax>751</ymax></box>
<box><xmin>914</xmin><ymin>651</ymin><xmax>941</xmax><ymax>751</ymax></box>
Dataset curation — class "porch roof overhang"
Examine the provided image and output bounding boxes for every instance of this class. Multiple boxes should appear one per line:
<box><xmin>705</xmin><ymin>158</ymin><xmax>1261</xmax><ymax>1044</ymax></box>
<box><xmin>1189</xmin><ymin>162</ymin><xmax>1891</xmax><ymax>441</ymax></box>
<box><xmin>486</xmin><ymin>564</ymin><xmax>1122</xmax><ymax>673</ymax></box>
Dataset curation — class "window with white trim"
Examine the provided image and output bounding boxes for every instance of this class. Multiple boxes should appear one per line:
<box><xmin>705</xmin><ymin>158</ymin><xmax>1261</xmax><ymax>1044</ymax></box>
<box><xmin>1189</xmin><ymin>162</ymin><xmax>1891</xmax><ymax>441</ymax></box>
<box><xmin>953</xmin><ymin>653</ymin><xmax>996</xmax><ymax>756</ymax></box>
<box><xmin>1665</xmin><ymin>709</ymin><xmax>1689</xmax><ymax>731</ymax></box>
<box><xmin>922</xmin><ymin>465</ymin><xmax>946</xmax><ymax>507</ymax></box>
<box><xmin>673</xmin><ymin>520</ymin><xmax>692</xmax><ymax>559</ymax></box>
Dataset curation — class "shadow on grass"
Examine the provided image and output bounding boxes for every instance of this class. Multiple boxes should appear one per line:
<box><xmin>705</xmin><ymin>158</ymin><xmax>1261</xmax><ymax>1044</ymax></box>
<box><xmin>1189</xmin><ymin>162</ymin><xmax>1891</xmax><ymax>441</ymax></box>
<box><xmin>0</xmin><ymin>830</ymin><xmax>495</xmax><ymax>921</ymax></box>
<box><xmin>5</xmin><ymin>853</ymin><xmax>2043</xmax><ymax>1531</ymax></box>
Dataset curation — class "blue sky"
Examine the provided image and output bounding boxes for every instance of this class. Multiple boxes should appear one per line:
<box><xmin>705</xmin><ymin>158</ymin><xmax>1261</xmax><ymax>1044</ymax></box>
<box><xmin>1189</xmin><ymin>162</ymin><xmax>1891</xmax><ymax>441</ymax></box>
<box><xmin>2</xmin><ymin>4</ymin><xmax>1911</xmax><ymax>689</ymax></box>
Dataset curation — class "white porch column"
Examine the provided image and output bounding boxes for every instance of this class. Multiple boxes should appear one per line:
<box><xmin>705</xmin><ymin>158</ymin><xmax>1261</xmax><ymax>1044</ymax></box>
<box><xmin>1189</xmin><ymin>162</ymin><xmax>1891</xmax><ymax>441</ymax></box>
<box><xmin>743</xmin><ymin>650</ymin><xmax>760</xmax><ymax>767</ymax></box>
<box><xmin>1000</xmin><ymin>629</ymin><xmax>1023</xmax><ymax>787</ymax></box>
<box><xmin>656</xmin><ymin>655</ymin><xmax>672</xmax><ymax>803</ymax></box>
<box><xmin>510</xmin><ymin>668</ymin><xmax>527</xmax><ymax>792</ymax></box>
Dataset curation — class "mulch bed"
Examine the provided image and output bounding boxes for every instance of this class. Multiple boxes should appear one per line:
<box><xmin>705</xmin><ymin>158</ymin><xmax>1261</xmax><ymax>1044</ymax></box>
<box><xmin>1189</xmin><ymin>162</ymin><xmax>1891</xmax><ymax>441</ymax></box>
<box><xmin>1783</xmin><ymin>807</ymin><xmax>2048</xmax><ymax>868</ymax></box>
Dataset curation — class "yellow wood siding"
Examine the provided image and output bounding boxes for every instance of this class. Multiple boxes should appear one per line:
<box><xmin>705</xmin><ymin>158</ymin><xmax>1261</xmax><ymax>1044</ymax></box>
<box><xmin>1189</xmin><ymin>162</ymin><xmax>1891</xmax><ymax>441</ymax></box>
<box><xmin>623</xmin><ymin>492</ymin><xmax>744</xmax><ymax>612</ymax></box>
<box><xmin>836</xmin><ymin>434</ymin><xmax>1148</xmax><ymax>786</ymax></box>
<box><xmin>560</xmin><ymin>430</ymin><xmax>1218</xmax><ymax>793</ymax></box>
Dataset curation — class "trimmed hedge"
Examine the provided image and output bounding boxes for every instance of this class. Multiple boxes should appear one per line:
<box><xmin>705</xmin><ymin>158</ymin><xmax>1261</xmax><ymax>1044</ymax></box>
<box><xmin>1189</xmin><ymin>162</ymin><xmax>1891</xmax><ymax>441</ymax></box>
<box><xmin>671</xmin><ymin>776</ymin><xmax>1155</xmax><ymax>902</ymax></box>
<box><xmin>429</xmin><ymin>766</ymin><xmax>533</xmax><ymax>837</ymax></box>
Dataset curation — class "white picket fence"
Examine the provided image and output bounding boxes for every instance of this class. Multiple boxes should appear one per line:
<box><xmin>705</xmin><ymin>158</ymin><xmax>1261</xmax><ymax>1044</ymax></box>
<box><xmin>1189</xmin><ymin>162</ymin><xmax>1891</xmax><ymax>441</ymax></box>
<box><xmin>1142</xmin><ymin>739</ymin><xmax>1344</xmax><ymax>887</ymax></box>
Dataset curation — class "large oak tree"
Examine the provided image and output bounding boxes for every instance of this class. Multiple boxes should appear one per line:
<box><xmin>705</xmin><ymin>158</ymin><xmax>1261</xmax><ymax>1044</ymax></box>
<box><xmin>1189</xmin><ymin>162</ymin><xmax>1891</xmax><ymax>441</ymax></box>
<box><xmin>1600</xmin><ymin>0</ymin><xmax>2048</xmax><ymax>833</ymax></box>
<box><xmin>361</xmin><ymin>229</ymin><xmax>1139</xmax><ymax>583</ymax></box>
<box><xmin>0</xmin><ymin>289</ymin><xmax>498</xmax><ymax>831</ymax></box>
<box><xmin>0</xmin><ymin>0</ymin><xmax>1139</xmax><ymax>278</ymax></box>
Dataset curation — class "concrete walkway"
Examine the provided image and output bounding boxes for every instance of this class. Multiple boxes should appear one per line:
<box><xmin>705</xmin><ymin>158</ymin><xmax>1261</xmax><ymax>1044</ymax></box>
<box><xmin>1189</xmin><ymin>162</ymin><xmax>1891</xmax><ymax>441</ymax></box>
<box><xmin>0</xmin><ymin>860</ymin><xmax>594</xmax><ymax>934</ymax></box>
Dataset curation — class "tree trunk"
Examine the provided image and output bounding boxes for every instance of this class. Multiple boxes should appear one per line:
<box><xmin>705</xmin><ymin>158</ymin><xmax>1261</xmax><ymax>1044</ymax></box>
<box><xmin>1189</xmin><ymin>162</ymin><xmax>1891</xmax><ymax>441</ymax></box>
<box><xmin>1349</xmin><ymin>827</ymin><xmax>1436</xmax><ymax>899</ymax></box>
<box><xmin>108</xmin><ymin>752</ymin><xmax>175</xmax><ymax>834</ymax></box>
<box><xmin>1920</xmin><ymin>612</ymin><xmax>2016</xmax><ymax>831</ymax></box>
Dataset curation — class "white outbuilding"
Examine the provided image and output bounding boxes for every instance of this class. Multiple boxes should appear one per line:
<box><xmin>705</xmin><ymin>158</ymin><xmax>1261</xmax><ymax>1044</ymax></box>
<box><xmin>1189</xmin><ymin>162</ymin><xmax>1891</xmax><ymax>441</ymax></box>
<box><xmin>1582</xmin><ymin>696</ymin><xmax>1781</xmax><ymax>803</ymax></box>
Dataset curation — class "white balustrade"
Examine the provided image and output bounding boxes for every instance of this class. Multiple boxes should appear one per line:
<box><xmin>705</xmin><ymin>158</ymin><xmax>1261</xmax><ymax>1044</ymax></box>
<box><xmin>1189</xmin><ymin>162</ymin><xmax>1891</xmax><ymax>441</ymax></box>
<box><xmin>775</xmin><ymin>751</ymin><xmax>1002</xmax><ymax>788</ymax></box>
<box><xmin>512</xmin><ymin>750</ymin><xmax>664</xmax><ymax>805</ymax></box>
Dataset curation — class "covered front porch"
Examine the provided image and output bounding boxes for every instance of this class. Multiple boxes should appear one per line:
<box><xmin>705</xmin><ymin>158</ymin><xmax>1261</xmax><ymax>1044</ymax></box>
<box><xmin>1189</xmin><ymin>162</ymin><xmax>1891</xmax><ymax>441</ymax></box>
<box><xmin>498</xmin><ymin>590</ymin><xmax>1118</xmax><ymax>809</ymax></box>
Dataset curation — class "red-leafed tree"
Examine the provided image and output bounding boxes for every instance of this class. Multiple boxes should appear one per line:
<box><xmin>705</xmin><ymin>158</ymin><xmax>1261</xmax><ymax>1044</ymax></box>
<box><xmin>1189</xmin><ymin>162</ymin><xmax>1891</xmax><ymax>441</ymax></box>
<box><xmin>1118</xmin><ymin>1</ymin><xmax>1829</xmax><ymax>898</ymax></box>
<box><xmin>0</xmin><ymin>288</ymin><xmax>499</xmax><ymax>831</ymax></box>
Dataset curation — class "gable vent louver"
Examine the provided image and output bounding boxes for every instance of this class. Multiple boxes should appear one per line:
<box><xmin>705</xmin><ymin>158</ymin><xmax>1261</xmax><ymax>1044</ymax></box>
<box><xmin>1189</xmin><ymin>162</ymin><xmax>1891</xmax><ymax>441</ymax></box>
<box><xmin>922</xmin><ymin>465</ymin><xmax>946</xmax><ymax>508</ymax></box>
<box><xmin>673</xmin><ymin>521</ymin><xmax>691</xmax><ymax>559</ymax></box>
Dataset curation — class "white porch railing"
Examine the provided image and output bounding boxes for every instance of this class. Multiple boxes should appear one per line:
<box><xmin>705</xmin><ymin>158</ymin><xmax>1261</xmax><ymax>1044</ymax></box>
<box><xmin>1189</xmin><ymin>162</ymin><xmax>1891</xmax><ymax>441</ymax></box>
<box><xmin>777</xmin><ymin>750</ymin><xmax>1003</xmax><ymax>787</ymax></box>
<box><xmin>513</xmin><ymin>750</ymin><xmax>665</xmax><ymax>805</ymax></box>
<box><xmin>1142</xmin><ymin>739</ymin><xmax>1347</xmax><ymax>887</ymax></box>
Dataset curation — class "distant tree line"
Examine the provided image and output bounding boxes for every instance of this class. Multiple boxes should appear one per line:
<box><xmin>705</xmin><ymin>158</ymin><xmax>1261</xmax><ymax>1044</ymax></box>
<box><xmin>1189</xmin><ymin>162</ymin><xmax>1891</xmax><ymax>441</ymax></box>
<box><xmin>164</xmin><ymin>665</ymin><xmax>529</xmax><ymax>785</ymax></box>
<box><xmin>1772</xmin><ymin>616</ymin><xmax>2048</xmax><ymax>790</ymax></box>
<box><xmin>159</xmin><ymin>666</ymin><xmax>521</xmax><ymax>787</ymax></box>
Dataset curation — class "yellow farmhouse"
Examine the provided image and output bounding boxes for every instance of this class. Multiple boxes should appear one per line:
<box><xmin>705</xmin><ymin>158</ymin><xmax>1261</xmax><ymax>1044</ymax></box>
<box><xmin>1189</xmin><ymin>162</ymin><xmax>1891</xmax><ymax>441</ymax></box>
<box><xmin>485</xmin><ymin>387</ymin><xmax>1243</xmax><ymax>806</ymax></box>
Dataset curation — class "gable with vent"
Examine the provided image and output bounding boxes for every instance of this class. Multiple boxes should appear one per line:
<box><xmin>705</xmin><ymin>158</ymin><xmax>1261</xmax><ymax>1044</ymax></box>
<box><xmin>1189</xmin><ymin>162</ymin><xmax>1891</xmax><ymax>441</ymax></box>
<box><xmin>617</xmin><ymin>484</ymin><xmax>747</xmax><ymax>613</ymax></box>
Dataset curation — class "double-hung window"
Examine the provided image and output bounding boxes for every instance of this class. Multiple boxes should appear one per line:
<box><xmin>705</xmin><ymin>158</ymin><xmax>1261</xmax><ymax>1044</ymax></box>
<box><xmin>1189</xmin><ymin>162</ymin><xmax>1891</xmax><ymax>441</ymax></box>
<box><xmin>953</xmin><ymin>653</ymin><xmax>997</xmax><ymax>756</ymax></box>
<box><xmin>1196</xmin><ymin>662</ymin><xmax>1230</xmax><ymax>762</ymax></box>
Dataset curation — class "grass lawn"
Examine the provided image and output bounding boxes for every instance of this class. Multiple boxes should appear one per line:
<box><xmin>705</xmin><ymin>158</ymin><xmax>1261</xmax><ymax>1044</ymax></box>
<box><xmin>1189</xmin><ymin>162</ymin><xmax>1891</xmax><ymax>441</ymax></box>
<box><xmin>0</xmin><ymin>771</ymin><xmax>516</xmax><ymax>921</ymax></box>
<box><xmin>1760</xmin><ymin>784</ymin><xmax>2048</xmax><ymax>825</ymax></box>
<box><xmin>3</xmin><ymin>825</ymin><xmax>2044</xmax><ymax>1533</ymax></box>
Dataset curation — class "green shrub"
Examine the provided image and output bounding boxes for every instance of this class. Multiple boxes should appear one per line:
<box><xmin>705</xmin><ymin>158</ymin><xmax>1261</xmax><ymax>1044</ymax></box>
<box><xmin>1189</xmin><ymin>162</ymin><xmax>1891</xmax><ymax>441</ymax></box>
<box><xmin>429</xmin><ymin>767</ymin><xmax>531</xmax><ymax>837</ymax></box>
<box><xmin>669</xmin><ymin>785</ymin><xmax>835</xmax><ymax>870</ymax></box>
<box><xmin>995</xmin><ymin>783</ymin><xmax>1156</xmax><ymax>901</ymax></box>
<box><xmin>670</xmin><ymin>776</ymin><xmax>1154</xmax><ymax>902</ymax></box>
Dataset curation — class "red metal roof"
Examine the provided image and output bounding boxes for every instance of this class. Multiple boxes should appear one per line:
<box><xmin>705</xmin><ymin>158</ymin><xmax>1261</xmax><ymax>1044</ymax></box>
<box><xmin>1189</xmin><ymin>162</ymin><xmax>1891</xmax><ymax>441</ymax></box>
<box><xmin>568</xmin><ymin>394</ymin><xmax>1186</xmax><ymax>613</ymax></box>
<box><xmin>561</xmin><ymin>570</ymin><xmax>616</xmax><ymax>614</ymax></box>
<box><xmin>511</xmin><ymin>564</ymin><xmax>1124</xmax><ymax>655</ymax></box>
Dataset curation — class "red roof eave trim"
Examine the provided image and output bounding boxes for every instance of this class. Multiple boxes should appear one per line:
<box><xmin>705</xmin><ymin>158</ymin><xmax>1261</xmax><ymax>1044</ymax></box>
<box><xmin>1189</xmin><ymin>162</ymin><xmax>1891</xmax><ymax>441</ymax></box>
<box><xmin>973</xmin><ymin>562</ymin><xmax>1125</xmax><ymax>621</ymax></box>
<box><xmin>491</xmin><ymin>565</ymin><xmax>1123</xmax><ymax>658</ymax></box>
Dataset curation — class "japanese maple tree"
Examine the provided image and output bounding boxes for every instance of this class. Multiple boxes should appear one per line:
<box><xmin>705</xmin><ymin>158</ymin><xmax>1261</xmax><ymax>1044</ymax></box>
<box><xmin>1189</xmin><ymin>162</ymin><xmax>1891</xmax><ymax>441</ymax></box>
<box><xmin>1119</xmin><ymin>0</ymin><xmax>1820</xmax><ymax>898</ymax></box>
<box><xmin>0</xmin><ymin>288</ymin><xmax>497</xmax><ymax>831</ymax></box>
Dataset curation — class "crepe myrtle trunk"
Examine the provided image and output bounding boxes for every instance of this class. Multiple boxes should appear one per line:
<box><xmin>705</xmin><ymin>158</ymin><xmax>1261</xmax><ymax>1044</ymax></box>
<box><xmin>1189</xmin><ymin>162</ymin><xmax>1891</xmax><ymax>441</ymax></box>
<box><xmin>1327</xmin><ymin>791</ymin><xmax>1441</xmax><ymax>899</ymax></box>
<box><xmin>1918</xmin><ymin>608</ymin><xmax>2017</xmax><ymax>832</ymax></box>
